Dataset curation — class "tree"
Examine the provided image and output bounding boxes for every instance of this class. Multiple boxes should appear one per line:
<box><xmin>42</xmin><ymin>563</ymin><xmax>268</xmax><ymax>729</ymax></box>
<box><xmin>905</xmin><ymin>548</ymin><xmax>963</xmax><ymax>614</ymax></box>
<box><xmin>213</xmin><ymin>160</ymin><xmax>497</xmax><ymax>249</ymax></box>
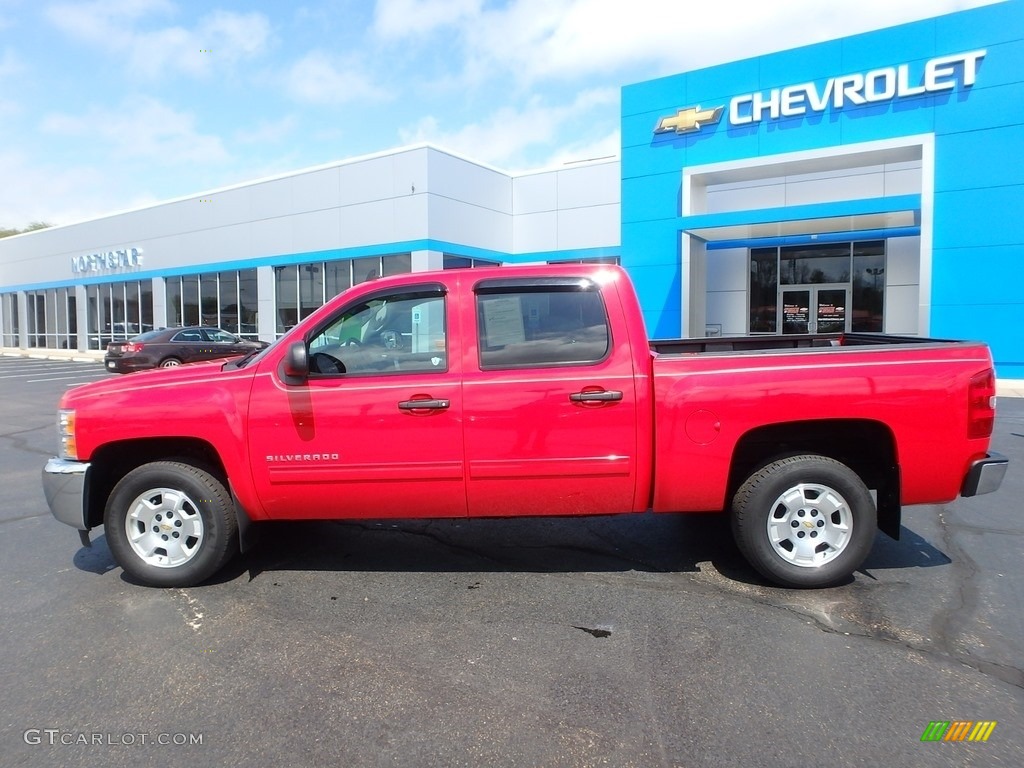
<box><xmin>0</xmin><ymin>221</ymin><xmax>53</xmax><ymax>239</ymax></box>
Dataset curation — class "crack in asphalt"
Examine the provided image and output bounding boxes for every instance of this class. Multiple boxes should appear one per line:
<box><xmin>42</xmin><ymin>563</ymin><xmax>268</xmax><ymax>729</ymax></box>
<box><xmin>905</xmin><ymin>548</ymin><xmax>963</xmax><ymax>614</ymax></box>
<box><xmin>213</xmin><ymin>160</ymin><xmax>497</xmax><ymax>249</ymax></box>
<box><xmin>0</xmin><ymin>512</ymin><xmax>51</xmax><ymax>526</ymax></box>
<box><xmin>0</xmin><ymin>424</ymin><xmax>53</xmax><ymax>458</ymax></box>
<box><xmin>244</xmin><ymin>516</ymin><xmax>1024</xmax><ymax>690</ymax></box>
<box><xmin>714</xmin><ymin>585</ymin><xmax>1024</xmax><ymax>690</ymax></box>
<box><xmin>691</xmin><ymin>505</ymin><xmax>1024</xmax><ymax>691</ymax></box>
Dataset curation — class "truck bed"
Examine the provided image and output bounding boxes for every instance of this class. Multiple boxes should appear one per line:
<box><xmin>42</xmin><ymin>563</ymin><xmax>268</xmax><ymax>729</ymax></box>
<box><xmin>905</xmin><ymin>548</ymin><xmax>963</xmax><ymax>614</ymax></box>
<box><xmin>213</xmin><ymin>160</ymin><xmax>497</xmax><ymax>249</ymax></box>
<box><xmin>651</xmin><ymin>333</ymin><xmax>957</xmax><ymax>356</ymax></box>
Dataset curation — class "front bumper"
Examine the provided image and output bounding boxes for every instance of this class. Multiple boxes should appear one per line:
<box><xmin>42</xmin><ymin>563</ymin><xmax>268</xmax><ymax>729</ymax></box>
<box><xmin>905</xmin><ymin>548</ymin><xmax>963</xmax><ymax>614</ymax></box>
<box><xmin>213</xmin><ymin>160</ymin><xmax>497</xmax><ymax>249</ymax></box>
<box><xmin>42</xmin><ymin>457</ymin><xmax>91</xmax><ymax>530</ymax></box>
<box><xmin>961</xmin><ymin>452</ymin><xmax>1009</xmax><ymax>497</ymax></box>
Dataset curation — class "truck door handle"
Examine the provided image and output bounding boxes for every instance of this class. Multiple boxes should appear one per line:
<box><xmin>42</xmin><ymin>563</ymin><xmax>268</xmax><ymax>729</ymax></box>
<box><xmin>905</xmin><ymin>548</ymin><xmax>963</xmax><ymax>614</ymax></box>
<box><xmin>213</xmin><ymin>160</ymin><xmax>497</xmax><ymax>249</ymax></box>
<box><xmin>398</xmin><ymin>398</ymin><xmax>450</xmax><ymax>411</ymax></box>
<box><xmin>569</xmin><ymin>390</ymin><xmax>623</xmax><ymax>403</ymax></box>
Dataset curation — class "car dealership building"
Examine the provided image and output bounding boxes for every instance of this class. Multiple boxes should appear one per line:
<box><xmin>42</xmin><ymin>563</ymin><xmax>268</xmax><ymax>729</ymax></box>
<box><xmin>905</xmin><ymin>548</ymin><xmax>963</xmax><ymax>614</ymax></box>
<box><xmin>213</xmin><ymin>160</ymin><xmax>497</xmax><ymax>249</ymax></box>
<box><xmin>2</xmin><ymin>1</ymin><xmax>1022</xmax><ymax>376</ymax></box>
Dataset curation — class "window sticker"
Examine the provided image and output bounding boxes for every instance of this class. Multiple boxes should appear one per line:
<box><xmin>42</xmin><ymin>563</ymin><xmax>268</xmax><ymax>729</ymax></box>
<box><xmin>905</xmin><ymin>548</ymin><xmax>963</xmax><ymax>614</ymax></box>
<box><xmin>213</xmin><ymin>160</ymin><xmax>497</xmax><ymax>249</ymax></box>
<box><xmin>481</xmin><ymin>296</ymin><xmax>526</xmax><ymax>347</ymax></box>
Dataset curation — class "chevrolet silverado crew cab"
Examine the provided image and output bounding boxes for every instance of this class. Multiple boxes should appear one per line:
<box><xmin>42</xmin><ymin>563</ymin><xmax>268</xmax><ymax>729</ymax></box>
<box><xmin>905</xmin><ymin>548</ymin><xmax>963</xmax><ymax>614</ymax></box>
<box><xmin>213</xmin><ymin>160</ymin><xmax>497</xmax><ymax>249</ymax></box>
<box><xmin>43</xmin><ymin>265</ymin><xmax>1007</xmax><ymax>589</ymax></box>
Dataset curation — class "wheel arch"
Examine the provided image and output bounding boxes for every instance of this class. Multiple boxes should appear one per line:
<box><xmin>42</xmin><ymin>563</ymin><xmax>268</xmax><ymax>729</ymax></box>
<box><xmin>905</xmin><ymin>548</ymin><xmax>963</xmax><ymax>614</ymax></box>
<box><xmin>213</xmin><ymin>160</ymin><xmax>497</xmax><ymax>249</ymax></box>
<box><xmin>85</xmin><ymin>438</ymin><xmax>228</xmax><ymax>530</ymax></box>
<box><xmin>727</xmin><ymin>419</ymin><xmax>901</xmax><ymax>540</ymax></box>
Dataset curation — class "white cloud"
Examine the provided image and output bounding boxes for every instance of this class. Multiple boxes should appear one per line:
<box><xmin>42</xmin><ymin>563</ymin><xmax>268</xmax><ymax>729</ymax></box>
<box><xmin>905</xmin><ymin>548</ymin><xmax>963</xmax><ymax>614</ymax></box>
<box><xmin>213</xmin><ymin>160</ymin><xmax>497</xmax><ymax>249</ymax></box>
<box><xmin>0</xmin><ymin>47</ymin><xmax>24</xmax><ymax>119</ymax></box>
<box><xmin>45</xmin><ymin>1</ymin><xmax>271</xmax><ymax>78</ymax></box>
<box><xmin>45</xmin><ymin>0</ymin><xmax>175</xmax><ymax>40</ymax></box>
<box><xmin>0</xmin><ymin>151</ymin><xmax>118</xmax><ymax>226</ymax></box>
<box><xmin>438</xmin><ymin>0</ymin><xmax>1003</xmax><ymax>85</ymax></box>
<box><xmin>540</xmin><ymin>129</ymin><xmax>620</xmax><ymax>168</ymax></box>
<box><xmin>285</xmin><ymin>51</ymin><xmax>384</xmax><ymax>105</ymax></box>
<box><xmin>398</xmin><ymin>87</ymin><xmax>619</xmax><ymax>168</ymax></box>
<box><xmin>372</xmin><ymin>0</ymin><xmax>481</xmax><ymax>40</ymax></box>
<box><xmin>234</xmin><ymin>114</ymin><xmax>297</xmax><ymax>145</ymax></box>
<box><xmin>0</xmin><ymin>46</ymin><xmax>23</xmax><ymax>77</ymax></box>
<box><xmin>42</xmin><ymin>96</ymin><xmax>230</xmax><ymax>166</ymax></box>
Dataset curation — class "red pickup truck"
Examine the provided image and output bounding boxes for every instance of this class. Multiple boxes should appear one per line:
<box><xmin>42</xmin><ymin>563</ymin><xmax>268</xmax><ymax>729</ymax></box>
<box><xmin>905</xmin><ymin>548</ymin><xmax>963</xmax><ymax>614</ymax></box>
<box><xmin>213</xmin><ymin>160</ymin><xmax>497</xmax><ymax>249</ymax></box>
<box><xmin>43</xmin><ymin>265</ymin><xmax>1007</xmax><ymax>589</ymax></box>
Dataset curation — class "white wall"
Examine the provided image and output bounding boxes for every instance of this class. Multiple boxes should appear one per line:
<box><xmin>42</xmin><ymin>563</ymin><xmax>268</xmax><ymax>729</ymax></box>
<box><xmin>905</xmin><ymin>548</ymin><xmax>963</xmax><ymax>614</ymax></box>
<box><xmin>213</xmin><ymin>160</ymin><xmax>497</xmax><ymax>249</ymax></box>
<box><xmin>704</xmin><ymin>161</ymin><xmax>922</xmax><ymax>213</ymax></box>
<box><xmin>884</xmin><ymin>236</ymin><xmax>921</xmax><ymax>334</ymax></box>
<box><xmin>705</xmin><ymin>247</ymin><xmax>748</xmax><ymax>336</ymax></box>
<box><xmin>512</xmin><ymin>160</ymin><xmax>620</xmax><ymax>253</ymax></box>
<box><xmin>0</xmin><ymin>149</ymin><xmax>626</xmax><ymax>296</ymax></box>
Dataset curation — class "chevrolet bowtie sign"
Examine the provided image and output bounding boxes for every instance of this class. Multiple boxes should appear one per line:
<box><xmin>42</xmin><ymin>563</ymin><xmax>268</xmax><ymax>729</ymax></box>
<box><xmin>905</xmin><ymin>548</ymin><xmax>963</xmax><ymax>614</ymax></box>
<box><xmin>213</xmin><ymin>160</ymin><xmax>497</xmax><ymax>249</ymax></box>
<box><xmin>655</xmin><ymin>106</ymin><xmax>724</xmax><ymax>134</ymax></box>
<box><xmin>654</xmin><ymin>49</ymin><xmax>985</xmax><ymax>135</ymax></box>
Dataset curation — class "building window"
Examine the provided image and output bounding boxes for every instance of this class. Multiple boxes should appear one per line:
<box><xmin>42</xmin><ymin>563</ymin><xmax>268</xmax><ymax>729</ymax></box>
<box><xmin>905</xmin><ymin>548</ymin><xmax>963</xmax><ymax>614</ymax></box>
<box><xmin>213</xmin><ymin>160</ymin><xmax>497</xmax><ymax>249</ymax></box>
<box><xmin>26</xmin><ymin>291</ymin><xmax>45</xmax><ymax>348</ymax></box>
<box><xmin>443</xmin><ymin>255</ymin><xmax>501</xmax><ymax>269</ymax></box>
<box><xmin>166</xmin><ymin>278</ymin><xmax>183</xmax><ymax>328</ymax></box>
<box><xmin>749</xmin><ymin>248</ymin><xmax>778</xmax><ymax>333</ymax></box>
<box><xmin>546</xmin><ymin>256</ymin><xmax>620</xmax><ymax>266</ymax></box>
<box><xmin>182</xmin><ymin>275</ymin><xmax>200</xmax><ymax>326</ymax></box>
<box><xmin>166</xmin><ymin>271</ymin><xmax>259</xmax><ymax>339</ymax></box>
<box><xmin>237</xmin><ymin>270</ymin><xmax>258</xmax><ymax>338</ymax></box>
<box><xmin>41</xmin><ymin>287</ymin><xmax>78</xmax><ymax>349</ymax></box>
<box><xmin>748</xmin><ymin>241</ymin><xmax>885</xmax><ymax>335</ymax></box>
<box><xmin>275</xmin><ymin>255</ymin><xmax>412</xmax><ymax>337</ymax></box>
<box><xmin>214</xmin><ymin>269</ymin><xmax>259</xmax><ymax>339</ymax></box>
<box><xmin>852</xmin><ymin>242</ymin><xmax>885</xmax><ymax>332</ymax></box>
<box><xmin>381</xmin><ymin>253</ymin><xmax>412</xmax><ymax>277</ymax></box>
<box><xmin>85</xmin><ymin>281</ymin><xmax>151</xmax><ymax>350</ymax></box>
<box><xmin>1</xmin><ymin>293</ymin><xmax>18</xmax><ymax>347</ymax></box>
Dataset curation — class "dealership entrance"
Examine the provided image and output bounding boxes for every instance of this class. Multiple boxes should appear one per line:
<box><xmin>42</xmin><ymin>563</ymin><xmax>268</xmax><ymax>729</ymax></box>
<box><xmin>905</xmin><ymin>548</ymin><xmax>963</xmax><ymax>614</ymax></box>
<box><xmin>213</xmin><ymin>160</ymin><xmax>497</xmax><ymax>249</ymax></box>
<box><xmin>749</xmin><ymin>241</ymin><xmax>885</xmax><ymax>335</ymax></box>
<box><xmin>780</xmin><ymin>286</ymin><xmax>850</xmax><ymax>334</ymax></box>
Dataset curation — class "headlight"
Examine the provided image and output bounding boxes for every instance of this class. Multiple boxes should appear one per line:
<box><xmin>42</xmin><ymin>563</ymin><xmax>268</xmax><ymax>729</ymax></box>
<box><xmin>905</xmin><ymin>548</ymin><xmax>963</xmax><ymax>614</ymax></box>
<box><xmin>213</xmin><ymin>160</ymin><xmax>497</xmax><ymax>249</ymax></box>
<box><xmin>58</xmin><ymin>409</ymin><xmax>78</xmax><ymax>460</ymax></box>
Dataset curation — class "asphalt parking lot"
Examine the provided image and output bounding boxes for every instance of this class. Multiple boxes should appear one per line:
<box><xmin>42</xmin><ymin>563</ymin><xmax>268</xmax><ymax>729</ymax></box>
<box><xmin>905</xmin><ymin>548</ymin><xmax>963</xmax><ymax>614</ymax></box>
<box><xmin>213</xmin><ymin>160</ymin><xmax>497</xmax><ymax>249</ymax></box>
<box><xmin>1</xmin><ymin>354</ymin><xmax>1021</xmax><ymax>767</ymax></box>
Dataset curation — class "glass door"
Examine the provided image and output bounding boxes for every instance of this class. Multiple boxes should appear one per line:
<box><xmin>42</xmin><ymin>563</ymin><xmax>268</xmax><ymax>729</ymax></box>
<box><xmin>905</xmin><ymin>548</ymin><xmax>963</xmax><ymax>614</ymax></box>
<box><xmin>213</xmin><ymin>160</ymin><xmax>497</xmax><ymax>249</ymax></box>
<box><xmin>781</xmin><ymin>286</ymin><xmax>849</xmax><ymax>334</ymax></box>
<box><xmin>814</xmin><ymin>288</ymin><xmax>848</xmax><ymax>333</ymax></box>
<box><xmin>781</xmin><ymin>289</ymin><xmax>810</xmax><ymax>334</ymax></box>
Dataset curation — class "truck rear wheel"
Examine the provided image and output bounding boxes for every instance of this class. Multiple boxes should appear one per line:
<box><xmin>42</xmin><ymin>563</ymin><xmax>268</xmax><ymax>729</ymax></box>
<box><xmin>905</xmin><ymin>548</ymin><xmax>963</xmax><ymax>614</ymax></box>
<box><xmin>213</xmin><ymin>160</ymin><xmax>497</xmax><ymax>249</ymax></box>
<box><xmin>731</xmin><ymin>454</ymin><xmax>876</xmax><ymax>588</ymax></box>
<box><xmin>104</xmin><ymin>461</ymin><xmax>238</xmax><ymax>587</ymax></box>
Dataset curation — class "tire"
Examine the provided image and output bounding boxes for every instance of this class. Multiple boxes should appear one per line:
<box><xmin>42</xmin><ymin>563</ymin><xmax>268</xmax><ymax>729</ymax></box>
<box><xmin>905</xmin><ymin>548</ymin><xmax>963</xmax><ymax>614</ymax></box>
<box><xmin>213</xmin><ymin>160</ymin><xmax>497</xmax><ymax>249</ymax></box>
<box><xmin>159</xmin><ymin>357</ymin><xmax>182</xmax><ymax>368</ymax></box>
<box><xmin>104</xmin><ymin>461</ymin><xmax>238</xmax><ymax>587</ymax></box>
<box><xmin>730</xmin><ymin>454</ymin><xmax>876</xmax><ymax>588</ymax></box>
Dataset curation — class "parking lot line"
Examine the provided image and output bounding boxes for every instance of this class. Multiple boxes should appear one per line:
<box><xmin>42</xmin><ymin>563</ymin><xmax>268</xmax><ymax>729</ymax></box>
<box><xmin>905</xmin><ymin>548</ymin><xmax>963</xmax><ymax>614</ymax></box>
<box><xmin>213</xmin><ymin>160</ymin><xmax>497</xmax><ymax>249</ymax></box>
<box><xmin>27</xmin><ymin>374</ymin><xmax>111</xmax><ymax>383</ymax></box>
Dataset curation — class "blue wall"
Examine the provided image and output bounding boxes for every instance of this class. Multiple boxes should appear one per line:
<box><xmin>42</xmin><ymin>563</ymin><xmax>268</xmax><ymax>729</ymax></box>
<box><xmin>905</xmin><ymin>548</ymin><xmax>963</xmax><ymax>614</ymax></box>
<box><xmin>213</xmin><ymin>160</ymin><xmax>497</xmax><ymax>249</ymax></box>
<box><xmin>621</xmin><ymin>0</ymin><xmax>1024</xmax><ymax>377</ymax></box>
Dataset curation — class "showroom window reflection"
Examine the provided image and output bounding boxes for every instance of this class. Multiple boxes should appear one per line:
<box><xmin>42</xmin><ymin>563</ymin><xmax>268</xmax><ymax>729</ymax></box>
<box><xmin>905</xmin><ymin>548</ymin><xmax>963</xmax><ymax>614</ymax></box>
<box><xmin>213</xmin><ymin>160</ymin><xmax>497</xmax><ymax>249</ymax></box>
<box><xmin>165</xmin><ymin>270</ymin><xmax>259</xmax><ymax>340</ymax></box>
<box><xmin>274</xmin><ymin>254</ymin><xmax>411</xmax><ymax>336</ymax></box>
<box><xmin>86</xmin><ymin>281</ymin><xmax>153</xmax><ymax>350</ymax></box>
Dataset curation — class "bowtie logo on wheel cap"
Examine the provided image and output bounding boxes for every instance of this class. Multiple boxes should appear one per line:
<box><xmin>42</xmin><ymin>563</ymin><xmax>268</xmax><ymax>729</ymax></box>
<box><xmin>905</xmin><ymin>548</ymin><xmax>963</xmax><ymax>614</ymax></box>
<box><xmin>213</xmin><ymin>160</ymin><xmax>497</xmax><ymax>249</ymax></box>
<box><xmin>654</xmin><ymin>105</ymin><xmax>724</xmax><ymax>134</ymax></box>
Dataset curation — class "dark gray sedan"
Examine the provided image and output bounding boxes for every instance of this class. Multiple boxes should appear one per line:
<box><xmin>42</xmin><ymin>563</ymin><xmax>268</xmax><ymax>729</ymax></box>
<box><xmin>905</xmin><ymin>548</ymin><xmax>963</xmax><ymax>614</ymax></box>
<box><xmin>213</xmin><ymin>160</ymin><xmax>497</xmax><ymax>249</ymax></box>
<box><xmin>104</xmin><ymin>327</ymin><xmax>268</xmax><ymax>373</ymax></box>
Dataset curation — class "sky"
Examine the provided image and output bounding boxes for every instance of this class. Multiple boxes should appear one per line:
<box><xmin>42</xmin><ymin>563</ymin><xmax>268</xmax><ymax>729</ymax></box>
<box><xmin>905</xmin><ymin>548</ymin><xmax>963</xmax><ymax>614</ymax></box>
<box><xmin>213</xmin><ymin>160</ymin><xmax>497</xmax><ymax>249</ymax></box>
<box><xmin>0</xmin><ymin>0</ymin><xmax>1002</xmax><ymax>228</ymax></box>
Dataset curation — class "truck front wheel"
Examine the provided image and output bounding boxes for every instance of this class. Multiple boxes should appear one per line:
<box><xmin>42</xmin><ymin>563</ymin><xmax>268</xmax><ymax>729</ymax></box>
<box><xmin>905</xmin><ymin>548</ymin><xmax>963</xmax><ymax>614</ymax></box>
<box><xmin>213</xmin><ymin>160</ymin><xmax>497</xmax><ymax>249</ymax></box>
<box><xmin>104</xmin><ymin>461</ymin><xmax>238</xmax><ymax>587</ymax></box>
<box><xmin>731</xmin><ymin>455</ymin><xmax>876</xmax><ymax>588</ymax></box>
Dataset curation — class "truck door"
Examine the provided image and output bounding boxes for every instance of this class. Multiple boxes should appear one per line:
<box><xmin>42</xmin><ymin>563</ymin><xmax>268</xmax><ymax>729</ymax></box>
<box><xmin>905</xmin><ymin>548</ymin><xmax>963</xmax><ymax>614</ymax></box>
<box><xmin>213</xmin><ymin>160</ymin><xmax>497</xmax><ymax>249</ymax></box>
<box><xmin>247</xmin><ymin>281</ymin><xmax>467</xmax><ymax>520</ymax></box>
<box><xmin>460</xmin><ymin>276</ymin><xmax>639</xmax><ymax>517</ymax></box>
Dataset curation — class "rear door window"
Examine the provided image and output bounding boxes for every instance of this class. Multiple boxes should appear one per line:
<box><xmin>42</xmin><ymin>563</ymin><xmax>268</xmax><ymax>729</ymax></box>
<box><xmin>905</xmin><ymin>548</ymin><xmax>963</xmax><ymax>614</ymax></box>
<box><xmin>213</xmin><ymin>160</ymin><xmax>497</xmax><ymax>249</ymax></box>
<box><xmin>475</xmin><ymin>281</ymin><xmax>610</xmax><ymax>369</ymax></box>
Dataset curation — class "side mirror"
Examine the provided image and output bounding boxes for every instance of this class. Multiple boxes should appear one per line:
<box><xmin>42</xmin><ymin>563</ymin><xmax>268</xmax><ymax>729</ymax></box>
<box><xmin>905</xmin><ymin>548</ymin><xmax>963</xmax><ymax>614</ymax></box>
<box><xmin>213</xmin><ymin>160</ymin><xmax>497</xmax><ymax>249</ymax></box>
<box><xmin>281</xmin><ymin>341</ymin><xmax>309</xmax><ymax>383</ymax></box>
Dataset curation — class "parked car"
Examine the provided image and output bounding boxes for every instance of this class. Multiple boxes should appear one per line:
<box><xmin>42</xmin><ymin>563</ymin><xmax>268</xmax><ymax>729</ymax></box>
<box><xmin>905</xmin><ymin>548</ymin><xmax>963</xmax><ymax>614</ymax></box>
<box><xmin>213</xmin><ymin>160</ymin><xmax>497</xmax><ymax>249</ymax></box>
<box><xmin>104</xmin><ymin>326</ymin><xmax>268</xmax><ymax>373</ymax></box>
